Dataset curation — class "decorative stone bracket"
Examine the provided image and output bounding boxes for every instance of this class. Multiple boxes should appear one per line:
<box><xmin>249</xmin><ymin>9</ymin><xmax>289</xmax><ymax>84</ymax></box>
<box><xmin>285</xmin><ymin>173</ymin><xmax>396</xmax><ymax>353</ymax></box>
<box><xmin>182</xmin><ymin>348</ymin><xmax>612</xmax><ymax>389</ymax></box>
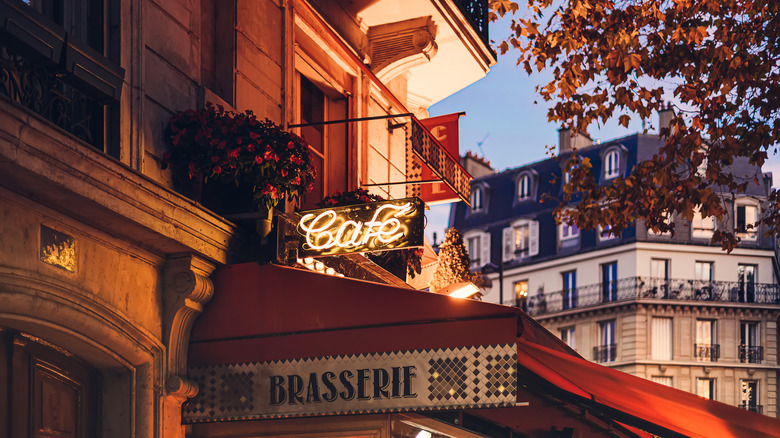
<box><xmin>162</xmin><ymin>254</ymin><xmax>215</xmax><ymax>402</ymax></box>
<box><xmin>368</xmin><ymin>16</ymin><xmax>438</xmax><ymax>81</ymax></box>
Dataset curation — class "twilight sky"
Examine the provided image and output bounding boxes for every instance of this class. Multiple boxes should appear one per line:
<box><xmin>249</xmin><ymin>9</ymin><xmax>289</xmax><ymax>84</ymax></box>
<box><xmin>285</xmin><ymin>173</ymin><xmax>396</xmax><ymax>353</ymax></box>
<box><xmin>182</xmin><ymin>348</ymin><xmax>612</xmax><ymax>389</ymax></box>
<box><xmin>423</xmin><ymin>15</ymin><xmax>780</xmax><ymax>245</ymax></box>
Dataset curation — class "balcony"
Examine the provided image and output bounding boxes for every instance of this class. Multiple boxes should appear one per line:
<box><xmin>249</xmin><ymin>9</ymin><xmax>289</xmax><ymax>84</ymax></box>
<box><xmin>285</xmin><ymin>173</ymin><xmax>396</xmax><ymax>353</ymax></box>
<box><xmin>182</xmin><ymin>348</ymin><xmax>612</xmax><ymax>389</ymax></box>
<box><xmin>739</xmin><ymin>345</ymin><xmax>764</xmax><ymax>364</ymax></box>
<box><xmin>738</xmin><ymin>404</ymin><xmax>763</xmax><ymax>414</ymax></box>
<box><xmin>694</xmin><ymin>344</ymin><xmax>720</xmax><ymax>362</ymax></box>
<box><xmin>593</xmin><ymin>344</ymin><xmax>617</xmax><ymax>363</ymax></box>
<box><xmin>508</xmin><ymin>277</ymin><xmax>780</xmax><ymax>317</ymax></box>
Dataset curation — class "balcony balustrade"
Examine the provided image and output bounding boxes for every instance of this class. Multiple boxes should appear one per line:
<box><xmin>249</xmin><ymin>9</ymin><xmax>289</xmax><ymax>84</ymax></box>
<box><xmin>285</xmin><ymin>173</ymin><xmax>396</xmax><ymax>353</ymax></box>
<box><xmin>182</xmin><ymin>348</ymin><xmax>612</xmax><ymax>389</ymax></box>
<box><xmin>738</xmin><ymin>345</ymin><xmax>764</xmax><ymax>364</ymax></box>
<box><xmin>694</xmin><ymin>344</ymin><xmax>720</xmax><ymax>362</ymax></box>
<box><xmin>503</xmin><ymin>277</ymin><xmax>780</xmax><ymax>317</ymax></box>
<box><xmin>452</xmin><ymin>0</ymin><xmax>489</xmax><ymax>45</ymax></box>
<box><xmin>593</xmin><ymin>344</ymin><xmax>617</xmax><ymax>363</ymax></box>
<box><xmin>738</xmin><ymin>403</ymin><xmax>763</xmax><ymax>414</ymax></box>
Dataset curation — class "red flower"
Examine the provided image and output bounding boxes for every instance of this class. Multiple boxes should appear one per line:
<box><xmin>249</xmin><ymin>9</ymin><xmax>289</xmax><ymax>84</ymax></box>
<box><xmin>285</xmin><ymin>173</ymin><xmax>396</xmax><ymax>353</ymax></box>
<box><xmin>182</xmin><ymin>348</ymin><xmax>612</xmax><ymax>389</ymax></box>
<box><xmin>228</xmin><ymin>148</ymin><xmax>240</xmax><ymax>159</ymax></box>
<box><xmin>281</xmin><ymin>169</ymin><xmax>288</xmax><ymax>177</ymax></box>
<box><xmin>250</xmin><ymin>132</ymin><xmax>258</xmax><ymax>139</ymax></box>
<box><xmin>293</xmin><ymin>176</ymin><xmax>301</xmax><ymax>185</ymax></box>
<box><xmin>247</xmin><ymin>144</ymin><xmax>255</xmax><ymax>152</ymax></box>
<box><xmin>287</xmin><ymin>141</ymin><xmax>295</xmax><ymax>149</ymax></box>
<box><xmin>213</xmin><ymin>165</ymin><xmax>222</xmax><ymax>174</ymax></box>
<box><xmin>254</xmin><ymin>156</ymin><xmax>263</xmax><ymax>165</ymax></box>
<box><xmin>264</xmin><ymin>150</ymin><xmax>275</xmax><ymax>161</ymax></box>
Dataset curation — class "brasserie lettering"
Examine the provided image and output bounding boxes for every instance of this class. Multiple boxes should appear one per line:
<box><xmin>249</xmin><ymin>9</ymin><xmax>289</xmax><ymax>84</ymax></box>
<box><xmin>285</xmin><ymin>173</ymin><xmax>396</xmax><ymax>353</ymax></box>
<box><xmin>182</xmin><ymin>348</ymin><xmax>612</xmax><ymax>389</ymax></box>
<box><xmin>269</xmin><ymin>366</ymin><xmax>417</xmax><ymax>405</ymax></box>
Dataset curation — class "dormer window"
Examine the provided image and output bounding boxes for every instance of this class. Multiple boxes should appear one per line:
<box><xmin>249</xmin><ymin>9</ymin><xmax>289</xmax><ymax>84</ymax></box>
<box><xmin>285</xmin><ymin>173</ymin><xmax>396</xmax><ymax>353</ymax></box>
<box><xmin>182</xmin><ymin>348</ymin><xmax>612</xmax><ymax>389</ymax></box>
<box><xmin>515</xmin><ymin>170</ymin><xmax>537</xmax><ymax>204</ymax></box>
<box><xmin>518</xmin><ymin>174</ymin><xmax>531</xmax><ymax>200</ymax></box>
<box><xmin>598</xmin><ymin>224</ymin><xmax>619</xmax><ymax>242</ymax></box>
<box><xmin>735</xmin><ymin>200</ymin><xmax>759</xmax><ymax>241</ymax></box>
<box><xmin>692</xmin><ymin>208</ymin><xmax>715</xmax><ymax>239</ymax></box>
<box><xmin>471</xmin><ymin>186</ymin><xmax>484</xmax><ymax>213</ymax></box>
<box><xmin>605</xmin><ymin>149</ymin><xmax>620</xmax><ymax>179</ymax></box>
<box><xmin>600</xmin><ymin>145</ymin><xmax>626</xmax><ymax>181</ymax></box>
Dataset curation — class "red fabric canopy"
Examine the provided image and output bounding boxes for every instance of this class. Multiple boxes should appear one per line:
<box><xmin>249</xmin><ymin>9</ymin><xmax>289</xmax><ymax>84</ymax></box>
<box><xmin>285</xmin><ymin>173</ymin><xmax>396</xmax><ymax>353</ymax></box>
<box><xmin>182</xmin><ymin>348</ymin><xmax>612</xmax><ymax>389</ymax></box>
<box><xmin>189</xmin><ymin>263</ymin><xmax>780</xmax><ymax>437</ymax></box>
<box><xmin>515</xmin><ymin>338</ymin><xmax>780</xmax><ymax>438</ymax></box>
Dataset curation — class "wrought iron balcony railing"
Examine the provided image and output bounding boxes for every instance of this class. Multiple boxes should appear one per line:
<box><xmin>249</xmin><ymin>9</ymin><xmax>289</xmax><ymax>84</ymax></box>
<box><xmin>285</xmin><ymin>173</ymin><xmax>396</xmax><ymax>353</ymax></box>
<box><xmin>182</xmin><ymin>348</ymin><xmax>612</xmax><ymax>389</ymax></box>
<box><xmin>739</xmin><ymin>345</ymin><xmax>764</xmax><ymax>364</ymax></box>
<box><xmin>593</xmin><ymin>344</ymin><xmax>617</xmax><ymax>363</ymax></box>
<box><xmin>694</xmin><ymin>344</ymin><xmax>720</xmax><ymax>362</ymax></box>
<box><xmin>452</xmin><ymin>0</ymin><xmax>489</xmax><ymax>45</ymax></box>
<box><xmin>738</xmin><ymin>403</ymin><xmax>763</xmax><ymax>414</ymax></box>
<box><xmin>509</xmin><ymin>277</ymin><xmax>780</xmax><ymax>317</ymax></box>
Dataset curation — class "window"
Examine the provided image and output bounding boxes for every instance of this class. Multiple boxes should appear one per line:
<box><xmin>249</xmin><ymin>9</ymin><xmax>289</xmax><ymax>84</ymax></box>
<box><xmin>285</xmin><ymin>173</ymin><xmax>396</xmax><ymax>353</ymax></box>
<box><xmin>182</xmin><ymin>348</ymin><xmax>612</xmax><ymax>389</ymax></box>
<box><xmin>471</xmin><ymin>186</ymin><xmax>484</xmax><ymax>212</ymax></box>
<box><xmin>503</xmin><ymin>219</ymin><xmax>539</xmax><ymax>261</ymax></box>
<box><xmin>559</xmin><ymin>219</ymin><xmax>579</xmax><ymax>250</ymax></box>
<box><xmin>299</xmin><ymin>75</ymin><xmax>349</xmax><ymax>209</ymax></box>
<box><xmin>464</xmin><ymin>230</ymin><xmax>490</xmax><ymax>269</ymax></box>
<box><xmin>692</xmin><ymin>208</ymin><xmax>715</xmax><ymax>239</ymax></box>
<box><xmin>601</xmin><ymin>262</ymin><xmax>618</xmax><ymax>302</ymax></box>
<box><xmin>201</xmin><ymin>0</ymin><xmax>236</xmax><ymax>105</ymax></box>
<box><xmin>562</xmin><ymin>270</ymin><xmax>577</xmax><ymax>310</ymax></box>
<box><xmin>737</xmin><ymin>264</ymin><xmax>757</xmax><ymax>303</ymax></box>
<box><xmin>650</xmin><ymin>258</ymin><xmax>670</xmax><ymax>298</ymax></box>
<box><xmin>595</xmin><ymin>320</ymin><xmax>616</xmax><ymax>362</ymax></box>
<box><xmin>740</xmin><ymin>380</ymin><xmax>760</xmax><ymax>413</ymax></box>
<box><xmin>604</xmin><ymin>149</ymin><xmax>620</xmax><ymax>179</ymax></box>
<box><xmin>697</xmin><ymin>378</ymin><xmax>715</xmax><ymax>400</ymax></box>
<box><xmin>651</xmin><ymin>376</ymin><xmax>673</xmax><ymax>387</ymax></box>
<box><xmin>3</xmin><ymin>0</ymin><xmax>123</xmax><ymax>156</ymax></box>
<box><xmin>735</xmin><ymin>203</ymin><xmax>758</xmax><ymax>240</ymax></box>
<box><xmin>560</xmin><ymin>327</ymin><xmax>576</xmax><ymax>349</ymax></box>
<box><xmin>517</xmin><ymin>173</ymin><xmax>532</xmax><ymax>201</ymax></box>
<box><xmin>695</xmin><ymin>320</ymin><xmax>718</xmax><ymax>362</ymax></box>
<box><xmin>647</xmin><ymin>211</ymin><xmax>673</xmax><ymax>236</ymax></box>
<box><xmin>514</xmin><ymin>280</ymin><xmax>528</xmax><ymax>310</ymax></box>
<box><xmin>739</xmin><ymin>322</ymin><xmax>762</xmax><ymax>364</ymax></box>
<box><xmin>651</xmin><ymin>317</ymin><xmax>673</xmax><ymax>360</ymax></box>
<box><xmin>694</xmin><ymin>261</ymin><xmax>714</xmax><ymax>299</ymax></box>
<box><xmin>598</xmin><ymin>224</ymin><xmax>618</xmax><ymax>242</ymax></box>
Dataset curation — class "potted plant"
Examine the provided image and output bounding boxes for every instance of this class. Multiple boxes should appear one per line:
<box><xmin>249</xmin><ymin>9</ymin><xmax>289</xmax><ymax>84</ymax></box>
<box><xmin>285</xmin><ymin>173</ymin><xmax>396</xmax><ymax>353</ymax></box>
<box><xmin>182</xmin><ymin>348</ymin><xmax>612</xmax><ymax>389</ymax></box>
<box><xmin>163</xmin><ymin>103</ymin><xmax>316</xmax><ymax>232</ymax></box>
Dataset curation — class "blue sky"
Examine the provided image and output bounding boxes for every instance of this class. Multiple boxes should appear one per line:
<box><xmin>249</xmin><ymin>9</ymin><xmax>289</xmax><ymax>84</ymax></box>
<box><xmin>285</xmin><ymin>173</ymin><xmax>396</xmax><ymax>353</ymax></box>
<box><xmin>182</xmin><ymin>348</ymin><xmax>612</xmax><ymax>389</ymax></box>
<box><xmin>422</xmin><ymin>15</ymin><xmax>780</xmax><ymax>245</ymax></box>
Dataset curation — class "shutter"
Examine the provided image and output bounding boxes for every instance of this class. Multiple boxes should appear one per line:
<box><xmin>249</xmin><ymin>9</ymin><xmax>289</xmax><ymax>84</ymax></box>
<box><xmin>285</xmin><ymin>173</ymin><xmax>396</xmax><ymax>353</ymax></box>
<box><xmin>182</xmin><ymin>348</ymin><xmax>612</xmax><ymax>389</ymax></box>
<box><xmin>529</xmin><ymin>220</ymin><xmax>539</xmax><ymax>256</ymax></box>
<box><xmin>481</xmin><ymin>232</ymin><xmax>491</xmax><ymax>267</ymax></box>
<box><xmin>502</xmin><ymin>227</ymin><xmax>515</xmax><ymax>262</ymax></box>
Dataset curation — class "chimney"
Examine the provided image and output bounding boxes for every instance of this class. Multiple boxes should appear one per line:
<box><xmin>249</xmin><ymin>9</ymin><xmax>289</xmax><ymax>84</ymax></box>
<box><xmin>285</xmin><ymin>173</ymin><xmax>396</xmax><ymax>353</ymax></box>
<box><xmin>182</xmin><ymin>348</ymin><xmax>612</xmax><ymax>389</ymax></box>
<box><xmin>558</xmin><ymin>128</ymin><xmax>592</xmax><ymax>154</ymax></box>
<box><xmin>460</xmin><ymin>151</ymin><xmax>494</xmax><ymax>178</ymax></box>
<box><xmin>658</xmin><ymin>105</ymin><xmax>676</xmax><ymax>135</ymax></box>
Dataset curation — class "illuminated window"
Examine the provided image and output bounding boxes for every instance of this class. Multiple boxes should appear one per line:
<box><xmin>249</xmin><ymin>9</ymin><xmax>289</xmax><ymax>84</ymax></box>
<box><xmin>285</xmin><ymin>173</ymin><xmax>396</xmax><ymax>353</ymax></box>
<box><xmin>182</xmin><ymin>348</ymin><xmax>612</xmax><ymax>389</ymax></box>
<box><xmin>692</xmin><ymin>208</ymin><xmax>715</xmax><ymax>239</ymax></box>
<box><xmin>514</xmin><ymin>280</ymin><xmax>528</xmax><ymax>310</ymax></box>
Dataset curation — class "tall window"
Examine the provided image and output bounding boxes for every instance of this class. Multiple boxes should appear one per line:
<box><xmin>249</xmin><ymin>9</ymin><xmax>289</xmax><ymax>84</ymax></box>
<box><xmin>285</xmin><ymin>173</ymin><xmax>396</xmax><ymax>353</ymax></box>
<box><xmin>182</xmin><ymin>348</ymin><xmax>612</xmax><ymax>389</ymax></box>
<box><xmin>471</xmin><ymin>186</ymin><xmax>484</xmax><ymax>212</ymax></box>
<box><xmin>514</xmin><ymin>280</ymin><xmax>528</xmax><ymax>310</ymax></box>
<box><xmin>560</xmin><ymin>327</ymin><xmax>576</xmax><ymax>349</ymax></box>
<box><xmin>650</xmin><ymin>258</ymin><xmax>670</xmax><ymax>298</ymax></box>
<box><xmin>601</xmin><ymin>262</ymin><xmax>618</xmax><ymax>302</ymax></box>
<box><xmin>562</xmin><ymin>270</ymin><xmax>577</xmax><ymax>310</ymax></box>
<box><xmin>692</xmin><ymin>209</ymin><xmax>715</xmax><ymax>239</ymax></box>
<box><xmin>694</xmin><ymin>261</ymin><xmax>714</xmax><ymax>299</ymax></box>
<box><xmin>517</xmin><ymin>174</ymin><xmax>532</xmax><ymax>200</ymax></box>
<box><xmin>740</xmin><ymin>380</ymin><xmax>760</xmax><ymax>413</ymax></box>
<box><xmin>466</xmin><ymin>235</ymin><xmax>482</xmax><ymax>268</ymax></box>
<box><xmin>604</xmin><ymin>149</ymin><xmax>620</xmax><ymax>179</ymax></box>
<box><xmin>737</xmin><ymin>264</ymin><xmax>757</xmax><ymax>303</ymax></box>
<box><xmin>739</xmin><ymin>321</ymin><xmax>762</xmax><ymax>364</ymax></box>
<box><xmin>695</xmin><ymin>320</ymin><xmax>718</xmax><ymax>362</ymax></box>
<box><xmin>735</xmin><ymin>203</ymin><xmax>758</xmax><ymax>240</ymax></box>
<box><xmin>595</xmin><ymin>320</ymin><xmax>616</xmax><ymax>362</ymax></box>
<box><xmin>651</xmin><ymin>317</ymin><xmax>673</xmax><ymax>360</ymax></box>
<box><xmin>650</xmin><ymin>376</ymin><xmax>673</xmax><ymax>387</ymax></box>
<box><xmin>299</xmin><ymin>75</ymin><xmax>348</xmax><ymax>209</ymax></box>
<box><xmin>697</xmin><ymin>378</ymin><xmax>715</xmax><ymax>400</ymax></box>
<box><xmin>514</xmin><ymin>223</ymin><xmax>529</xmax><ymax>256</ymax></box>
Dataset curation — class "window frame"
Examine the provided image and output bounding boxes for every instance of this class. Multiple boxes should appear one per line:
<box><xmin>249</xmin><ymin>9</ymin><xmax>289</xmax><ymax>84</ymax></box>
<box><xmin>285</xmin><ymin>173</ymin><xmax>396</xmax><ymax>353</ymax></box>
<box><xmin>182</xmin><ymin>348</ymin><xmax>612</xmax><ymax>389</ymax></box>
<box><xmin>735</xmin><ymin>199</ymin><xmax>759</xmax><ymax>241</ymax></box>
<box><xmin>697</xmin><ymin>378</ymin><xmax>716</xmax><ymax>400</ymax></box>
<box><xmin>514</xmin><ymin>169</ymin><xmax>538</xmax><ymax>204</ymax></box>
<box><xmin>692</xmin><ymin>208</ymin><xmax>716</xmax><ymax>239</ymax></box>
<box><xmin>601</xmin><ymin>261</ymin><xmax>618</xmax><ymax>302</ymax></box>
<box><xmin>596</xmin><ymin>319</ymin><xmax>617</xmax><ymax>363</ymax></box>
<box><xmin>695</xmin><ymin>319</ymin><xmax>718</xmax><ymax>362</ymax></box>
<box><xmin>600</xmin><ymin>144</ymin><xmax>626</xmax><ymax>181</ymax></box>
<box><xmin>464</xmin><ymin>229</ymin><xmax>491</xmax><ymax>269</ymax></box>
<box><xmin>561</xmin><ymin>270</ymin><xmax>577</xmax><ymax>310</ymax></box>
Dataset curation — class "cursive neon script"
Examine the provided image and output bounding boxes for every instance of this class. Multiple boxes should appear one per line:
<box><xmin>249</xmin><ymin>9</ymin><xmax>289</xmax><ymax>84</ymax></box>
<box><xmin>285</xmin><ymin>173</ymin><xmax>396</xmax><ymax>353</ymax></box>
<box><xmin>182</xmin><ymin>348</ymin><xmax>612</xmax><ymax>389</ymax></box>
<box><xmin>299</xmin><ymin>203</ymin><xmax>414</xmax><ymax>252</ymax></box>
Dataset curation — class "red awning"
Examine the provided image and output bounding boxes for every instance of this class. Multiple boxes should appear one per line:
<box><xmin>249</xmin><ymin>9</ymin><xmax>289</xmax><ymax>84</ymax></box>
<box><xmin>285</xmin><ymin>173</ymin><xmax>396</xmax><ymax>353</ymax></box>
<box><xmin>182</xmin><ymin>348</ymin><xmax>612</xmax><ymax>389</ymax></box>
<box><xmin>189</xmin><ymin>263</ymin><xmax>780</xmax><ymax>437</ymax></box>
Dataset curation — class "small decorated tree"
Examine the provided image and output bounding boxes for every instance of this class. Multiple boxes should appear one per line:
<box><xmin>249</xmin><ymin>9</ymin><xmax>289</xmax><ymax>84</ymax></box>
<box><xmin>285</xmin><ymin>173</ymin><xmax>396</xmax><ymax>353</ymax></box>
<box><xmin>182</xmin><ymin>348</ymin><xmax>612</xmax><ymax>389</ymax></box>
<box><xmin>429</xmin><ymin>228</ymin><xmax>484</xmax><ymax>297</ymax></box>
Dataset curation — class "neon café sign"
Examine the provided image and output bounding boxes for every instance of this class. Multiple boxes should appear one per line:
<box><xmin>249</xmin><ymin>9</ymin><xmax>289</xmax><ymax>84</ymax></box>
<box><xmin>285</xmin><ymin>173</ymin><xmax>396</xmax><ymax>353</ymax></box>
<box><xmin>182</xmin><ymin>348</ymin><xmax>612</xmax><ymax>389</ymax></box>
<box><xmin>292</xmin><ymin>197</ymin><xmax>424</xmax><ymax>257</ymax></box>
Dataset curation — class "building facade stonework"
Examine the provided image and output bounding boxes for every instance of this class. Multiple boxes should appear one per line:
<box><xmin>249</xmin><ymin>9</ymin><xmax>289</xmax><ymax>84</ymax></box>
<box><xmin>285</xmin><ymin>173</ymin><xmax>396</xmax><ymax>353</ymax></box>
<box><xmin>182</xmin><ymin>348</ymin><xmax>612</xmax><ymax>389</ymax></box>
<box><xmin>0</xmin><ymin>0</ymin><xmax>493</xmax><ymax>436</ymax></box>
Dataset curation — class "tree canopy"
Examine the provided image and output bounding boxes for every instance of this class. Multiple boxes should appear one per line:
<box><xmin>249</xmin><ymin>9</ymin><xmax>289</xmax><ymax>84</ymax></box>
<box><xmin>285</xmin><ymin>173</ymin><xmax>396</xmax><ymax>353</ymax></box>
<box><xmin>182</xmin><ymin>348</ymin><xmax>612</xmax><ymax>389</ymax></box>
<box><xmin>490</xmin><ymin>0</ymin><xmax>779</xmax><ymax>251</ymax></box>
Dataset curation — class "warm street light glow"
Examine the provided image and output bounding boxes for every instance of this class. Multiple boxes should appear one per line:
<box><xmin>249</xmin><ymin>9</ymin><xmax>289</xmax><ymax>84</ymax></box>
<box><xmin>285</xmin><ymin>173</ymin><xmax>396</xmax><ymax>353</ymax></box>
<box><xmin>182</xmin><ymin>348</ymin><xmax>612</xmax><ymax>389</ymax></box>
<box><xmin>441</xmin><ymin>282</ymin><xmax>480</xmax><ymax>299</ymax></box>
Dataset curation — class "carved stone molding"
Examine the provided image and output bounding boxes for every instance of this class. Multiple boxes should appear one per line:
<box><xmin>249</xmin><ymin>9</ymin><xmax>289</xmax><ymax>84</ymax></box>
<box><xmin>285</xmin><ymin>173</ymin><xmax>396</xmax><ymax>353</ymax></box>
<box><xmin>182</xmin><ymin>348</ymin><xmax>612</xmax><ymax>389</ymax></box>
<box><xmin>163</xmin><ymin>253</ymin><xmax>215</xmax><ymax>399</ymax></box>
<box><xmin>368</xmin><ymin>16</ymin><xmax>438</xmax><ymax>81</ymax></box>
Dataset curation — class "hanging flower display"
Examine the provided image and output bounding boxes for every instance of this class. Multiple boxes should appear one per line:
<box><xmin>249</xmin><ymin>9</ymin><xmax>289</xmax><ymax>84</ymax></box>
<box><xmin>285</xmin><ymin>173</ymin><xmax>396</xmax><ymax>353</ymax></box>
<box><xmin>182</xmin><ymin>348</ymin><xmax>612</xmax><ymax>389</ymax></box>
<box><xmin>163</xmin><ymin>103</ymin><xmax>316</xmax><ymax>211</ymax></box>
